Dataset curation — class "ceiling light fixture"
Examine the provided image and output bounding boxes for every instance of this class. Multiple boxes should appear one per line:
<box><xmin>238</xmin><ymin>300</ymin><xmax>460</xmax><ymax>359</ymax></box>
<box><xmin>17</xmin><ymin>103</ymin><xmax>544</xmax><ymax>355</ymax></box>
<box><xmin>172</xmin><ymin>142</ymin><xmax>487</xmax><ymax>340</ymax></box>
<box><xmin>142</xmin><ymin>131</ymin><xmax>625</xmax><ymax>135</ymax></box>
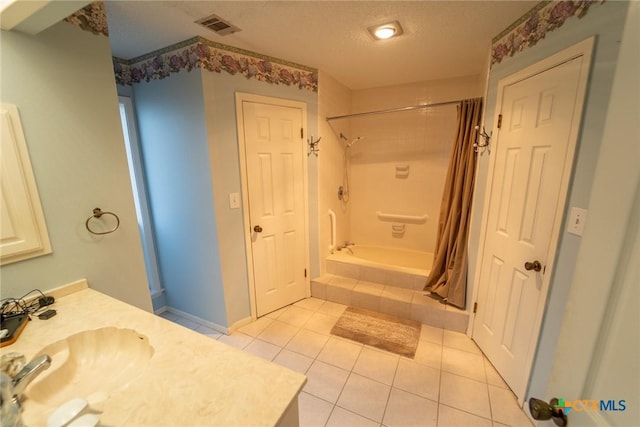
<box><xmin>368</xmin><ymin>21</ymin><xmax>403</xmax><ymax>40</ymax></box>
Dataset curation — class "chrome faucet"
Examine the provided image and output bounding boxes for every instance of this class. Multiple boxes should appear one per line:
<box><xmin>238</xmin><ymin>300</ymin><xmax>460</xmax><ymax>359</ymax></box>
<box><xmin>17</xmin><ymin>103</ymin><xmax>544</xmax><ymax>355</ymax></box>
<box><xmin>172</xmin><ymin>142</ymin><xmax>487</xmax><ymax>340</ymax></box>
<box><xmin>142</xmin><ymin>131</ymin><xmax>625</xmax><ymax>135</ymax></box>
<box><xmin>0</xmin><ymin>354</ymin><xmax>51</xmax><ymax>427</ymax></box>
<box><xmin>337</xmin><ymin>241</ymin><xmax>355</xmax><ymax>254</ymax></box>
<box><xmin>11</xmin><ymin>354</ymin><xmax>51</xmax><ymax>396</ymax></box>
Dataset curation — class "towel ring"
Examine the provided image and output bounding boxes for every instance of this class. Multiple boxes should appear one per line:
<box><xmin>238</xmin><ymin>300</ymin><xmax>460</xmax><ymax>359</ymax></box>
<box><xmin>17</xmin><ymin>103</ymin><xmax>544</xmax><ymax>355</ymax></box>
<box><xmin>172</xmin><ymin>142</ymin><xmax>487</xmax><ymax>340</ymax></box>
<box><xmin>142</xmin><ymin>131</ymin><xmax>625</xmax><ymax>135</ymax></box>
<box><xmin>85</xmin><ymin>208</ymin><xmax>120</xmax><ymax>235</ymax></box>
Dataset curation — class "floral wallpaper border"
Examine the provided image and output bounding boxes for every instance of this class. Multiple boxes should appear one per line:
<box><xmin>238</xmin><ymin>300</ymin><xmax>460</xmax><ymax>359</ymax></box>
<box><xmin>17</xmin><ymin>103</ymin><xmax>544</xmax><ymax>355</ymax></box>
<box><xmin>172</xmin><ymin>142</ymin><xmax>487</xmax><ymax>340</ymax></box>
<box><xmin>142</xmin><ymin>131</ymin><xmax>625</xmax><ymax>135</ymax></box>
<box><xmin>491</xmin><ymin>0</ymin><xmax>605</xmax><ymax>67</ymax></box>
<box><xmin>114</xmin><ymin>37</ymin><xmax>318</xmax><ymax>92</ymax></box>
<box><xmin>65</xmin><ymin>2</ymin><xmax>317</xmax><ymax>92</ymax></box>
<box><xmin>64</xmin><ymin>1</ymin><xmax>108</xmax><ymax>37</ymax></box>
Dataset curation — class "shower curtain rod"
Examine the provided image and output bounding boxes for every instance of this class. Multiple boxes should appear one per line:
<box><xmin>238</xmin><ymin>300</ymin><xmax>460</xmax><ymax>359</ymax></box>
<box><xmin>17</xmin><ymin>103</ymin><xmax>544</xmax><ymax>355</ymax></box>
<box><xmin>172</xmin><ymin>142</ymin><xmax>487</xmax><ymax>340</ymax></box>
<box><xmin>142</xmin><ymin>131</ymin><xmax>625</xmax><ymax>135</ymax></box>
<box><xmin>326</xmin><ymin>99</ymin><xmax>462</xmax><ymax>121</ymax></box>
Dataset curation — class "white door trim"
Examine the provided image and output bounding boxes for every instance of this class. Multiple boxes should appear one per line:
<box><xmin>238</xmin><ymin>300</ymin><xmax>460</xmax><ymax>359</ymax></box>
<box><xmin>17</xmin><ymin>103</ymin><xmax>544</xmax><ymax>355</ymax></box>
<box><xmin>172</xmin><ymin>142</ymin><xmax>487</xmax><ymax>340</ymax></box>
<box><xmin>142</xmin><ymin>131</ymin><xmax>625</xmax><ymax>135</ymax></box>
<box><xmin>235</xmin><ymin>92</ymin><xmax>310</xmax><ymax>320</ymax></box>
<box><xmin>469</xmin><ymin>37</ymin><xmax>594</xmax><ymax>403</ymax></box>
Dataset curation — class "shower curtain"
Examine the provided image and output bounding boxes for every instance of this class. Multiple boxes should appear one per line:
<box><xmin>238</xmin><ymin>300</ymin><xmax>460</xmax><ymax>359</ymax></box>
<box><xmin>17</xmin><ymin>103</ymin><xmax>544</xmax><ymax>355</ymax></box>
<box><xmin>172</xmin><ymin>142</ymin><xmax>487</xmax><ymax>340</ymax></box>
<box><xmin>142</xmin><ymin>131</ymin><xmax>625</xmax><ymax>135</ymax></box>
<box><xmin>424</xmin><ymin>97</ymin><xmax>482</xmax><ymax>309</ymax></box>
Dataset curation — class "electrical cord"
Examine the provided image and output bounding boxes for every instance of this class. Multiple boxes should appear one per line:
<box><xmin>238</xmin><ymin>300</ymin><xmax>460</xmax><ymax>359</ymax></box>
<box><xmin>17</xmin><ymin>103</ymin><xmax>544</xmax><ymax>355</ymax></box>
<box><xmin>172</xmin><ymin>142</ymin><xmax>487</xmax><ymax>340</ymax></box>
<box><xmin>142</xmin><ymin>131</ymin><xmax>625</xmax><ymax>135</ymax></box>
<box><xmin>0</xmin><ymin>289</ymin><xmax>54</xmax><ymax>320</ymax></box>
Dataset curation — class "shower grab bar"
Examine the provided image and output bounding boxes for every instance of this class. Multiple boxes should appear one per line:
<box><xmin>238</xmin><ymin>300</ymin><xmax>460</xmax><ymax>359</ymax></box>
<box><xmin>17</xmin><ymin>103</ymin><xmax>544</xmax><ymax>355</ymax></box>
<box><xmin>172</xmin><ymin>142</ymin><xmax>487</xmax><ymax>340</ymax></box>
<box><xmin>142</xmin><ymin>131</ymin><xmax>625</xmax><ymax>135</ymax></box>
<box><xmin>376</xmin><ymin>211</ymin><xmax>428</xmax><ymax>224</ymax></box>
<box><xmin>328</xmin><ymin>209</ymin><xmax>337</xmax><ymax>252</ymax></box>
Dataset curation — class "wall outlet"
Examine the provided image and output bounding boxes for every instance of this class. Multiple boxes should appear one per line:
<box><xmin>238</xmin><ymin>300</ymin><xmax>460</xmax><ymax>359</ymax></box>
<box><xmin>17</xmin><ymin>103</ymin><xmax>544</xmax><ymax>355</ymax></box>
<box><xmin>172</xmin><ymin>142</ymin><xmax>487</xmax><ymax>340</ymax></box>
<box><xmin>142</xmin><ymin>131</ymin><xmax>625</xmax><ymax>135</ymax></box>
<box><xmin>229</xmin><ymin>192</ymin><xmax>241</xmax><ymax>209</ymax></box>
<box><xmin>567</xmin><ymin>207</ymin><xmax>587</xmax><ymax>236</ymax></box>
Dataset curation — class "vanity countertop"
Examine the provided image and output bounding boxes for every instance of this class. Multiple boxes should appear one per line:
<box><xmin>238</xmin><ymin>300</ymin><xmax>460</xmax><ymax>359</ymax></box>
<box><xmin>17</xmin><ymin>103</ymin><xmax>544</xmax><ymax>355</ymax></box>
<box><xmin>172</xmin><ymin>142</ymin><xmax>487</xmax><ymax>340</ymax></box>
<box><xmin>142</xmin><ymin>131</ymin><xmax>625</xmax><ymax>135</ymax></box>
<box><xmin>0</xmin><ymin>282</ymin><xmax>306</xmax><ymax>426</ymax></box>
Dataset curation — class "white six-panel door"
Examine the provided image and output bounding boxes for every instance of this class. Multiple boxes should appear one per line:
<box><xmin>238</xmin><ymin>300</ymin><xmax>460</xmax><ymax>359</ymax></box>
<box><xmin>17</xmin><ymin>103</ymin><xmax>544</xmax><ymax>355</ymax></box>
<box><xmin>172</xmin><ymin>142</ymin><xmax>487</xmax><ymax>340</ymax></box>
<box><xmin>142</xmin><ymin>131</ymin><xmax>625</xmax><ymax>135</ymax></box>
<box><xmin>240</xmin><ymin>98</ymin><xmax>308</xmax><ymax>317</ymax></box>
<box><xmin>473</xmin><ymin>44</ymin><xmax>592</xmax><ymax>401</ymax></box>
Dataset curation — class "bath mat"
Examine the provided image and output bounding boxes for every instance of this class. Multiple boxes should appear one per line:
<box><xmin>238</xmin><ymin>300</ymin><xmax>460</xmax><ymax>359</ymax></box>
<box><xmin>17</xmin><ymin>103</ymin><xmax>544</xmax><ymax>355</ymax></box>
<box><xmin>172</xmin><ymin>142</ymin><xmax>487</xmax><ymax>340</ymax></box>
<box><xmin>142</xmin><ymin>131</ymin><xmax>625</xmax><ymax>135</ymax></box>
<box><xmin>331</xmin><ymin>307</ymin><xmax>421</xmax><ymax>358</ymax></box>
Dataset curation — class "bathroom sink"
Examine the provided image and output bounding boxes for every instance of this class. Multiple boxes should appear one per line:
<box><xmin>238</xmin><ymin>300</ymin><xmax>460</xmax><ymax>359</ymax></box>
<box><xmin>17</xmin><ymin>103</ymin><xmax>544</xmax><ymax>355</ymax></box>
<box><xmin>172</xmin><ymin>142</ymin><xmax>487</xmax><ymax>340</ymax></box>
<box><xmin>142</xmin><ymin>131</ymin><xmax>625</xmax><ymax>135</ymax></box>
<box><xmin>25</xmin><ymin>327</ymin><xmax>154</xmax><ymax>408</ymax></box>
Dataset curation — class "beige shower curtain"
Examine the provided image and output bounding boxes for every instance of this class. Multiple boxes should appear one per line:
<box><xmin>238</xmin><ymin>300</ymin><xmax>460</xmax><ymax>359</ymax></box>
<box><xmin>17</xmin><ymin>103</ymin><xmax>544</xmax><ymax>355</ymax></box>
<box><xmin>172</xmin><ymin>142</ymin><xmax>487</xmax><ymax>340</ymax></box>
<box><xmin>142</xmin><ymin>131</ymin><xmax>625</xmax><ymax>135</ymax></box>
<box><xmin>424</xmin><ymin>97</ymin><xmax>482</xmax><ymax>309</ymax></box>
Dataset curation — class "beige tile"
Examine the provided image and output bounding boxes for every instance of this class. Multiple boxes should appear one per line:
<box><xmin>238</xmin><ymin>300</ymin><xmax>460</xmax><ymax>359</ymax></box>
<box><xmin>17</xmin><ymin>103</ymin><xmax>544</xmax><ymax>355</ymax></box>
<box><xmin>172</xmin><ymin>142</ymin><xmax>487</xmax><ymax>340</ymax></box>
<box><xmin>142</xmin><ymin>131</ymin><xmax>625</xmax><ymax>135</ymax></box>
<box><xmin>273</xmin><ymin>349</ymin><xmax>314</xmax><ymax>374</ymax></box>
<box><xmin>256</xmin><ymin>319</ymin><xmax>299</xmax><ymax>347</ymax></box>
<box><xmin>411</xmin><ymin>303</ymin><xmax>445</xmax><ymax>328</ymax></box>
<box><xmin>411</xmin><ymin>339</ymin><xmax>442</xmax><ymax>369</ymax></box>
<box><xmin>332</xmin><ymin>262</ymin><xmax>360</xmax><ymax>279</ymax></box>
<box><xmin>385</xmin><ymin>272</ymin><xmax>416</xmax><ymax>290</ymax></box>
<box><xmin>437</xmin><ymin>404</ymin><xmax>492</xmax><ymax>427</ymax></box>
<box><xmin>443</xmin><ymin>330</ymin><xmax>481</xmax><ymax>354</ymax></box>
<box><xmin>383</xmin><ymin>387</ymin><xmax>438</xmax><ymax>427</ymax></box>
<box><xmin>336</xmin><ymin>373</ymin><xmax>390</xmax><ymax>422</ymax></box>
<box><xmin>194</xmin><ymin>324</ymin><xmax>222</xmax><ymax>338</ymax></box>
<box><xmin>442</xmin><ymin>347</ymin><xmax>486</xmax><ymax>382</ymax></box>
<box><xmin>382</xmin><ymin>286</ymin><xmax>414</xmax><ymax>302</ymax></box>
<box><xmin>304</xmin><ymin>312</ymin><xmax>337</xmax><ymax>335</ymax></box>
<box><xmin>420</xmin><ymin>324</ymin><xmax>444</xmax><ymax>345</ymax></box>
<box><xmin>298</xmin><ymin>392</ymin><xmax>334</xmax><ymax>427</ymax></box>
<box><xmin>317</xmin><ymin>336</ymin><xmax>363</xmax><ymax>370</ymax></box>
<box><xmin>484</xmin><ymin>358</ymin><xmax>509</xmax><ymax>389</ymax></box>
<box><xmin>237</xmin><ymin>316</ymin><xmax>273</xmax><ymax>337</ymax></box>
<box><xmin>352</xmin><ymin>347</ymin><xmax>399</xmax><ymax>385</ymax></box>
<box><xmin>326</xmin><ymin>283</ymin><xmax>353</xmax><ymax>306</ymax></box>
<box><xmin>444</xmin><ymin>310</ymin><xmax>469</xmax><ymax>332</ymax></box>
<box><xmin>304</xmin><ymin>360</ymin><xmax>350</xmax><ymax>403</ymax></box>
<box><xmin>312</xmin><ymin>274</ymin><xmax>337</xmax><ymax>284</ymax></box>
<box><xmin>440</xmin><ymin>372</ymin><xmax>491</xmax><ymax>419</ymax></box>
<box><xmin>351</xmin><ymin>287</ymin><xmax>381</xmax><ymax>312</ymax></box>
<box><xmin>379</xmin><ymin>297</ymin><xmax>412</xmax><ymax>318</ymax></box>
<box><xmin>294</xmin><ymin>297</ymin><xmax>326</xmax><ymax>312</ymax></box>
<box><xmin>356</xmin><ymin>280</ymin><xmax>384</xmax><ymax>294</ymax></box>
<box><xmin>412</xmin><ymin>292</ymin><xmax>445</xmax><ymax>310</ymax></box>
<box><xmin>217</xmin><ymin>332</ymin><xmax>253</xmax><ymax>349</ymax></box>
<box><xmin>326</xmin><ymin>407</ymin><xmax>380</xmax><ymax>427</ymax></box>
<box><xmin>329</xmin><ymin>275</ymin><xmax>358</xmax><ymax>288</ymax></box>
<box><xmin>393</xmin><ymin>358</ymin><xmax>440</xmax><ymax>401</ymax></box>
<box><xmin>277</xmin><ymin>306</ymin><xmax>315</xmax><ymax>326</ymax></box>
<box><xmin>359</xmin><ymin>266</ymin><xmax>388</xmax><ymax>285</ymax></box>
<box><xmin>265</xmin><ymin>306</ymin><xmax>289</xmax><ymax>319</ymax></box>
<box><xmin>318</xmin><ymin>301</ymin><xmax>348</xmax><ymax>317</ymax></box>
<box><xmin>243</xmin><ymin>339</ymin><xmax>281</xmax><ymax>361</ymax></box>
<box><xmin>488</xmin><ymin>385</ymin><xmax>533</xmax><ymax>426</ymax></box>
<box><xmin>285</xmin><ymin>328</ymin><xmax>330</xmax><ymax>358</ymax></box>
<box><xmin>311</xmin><ymin>280</ymin><xmax>327</xmax><ymax>300</ymax></box>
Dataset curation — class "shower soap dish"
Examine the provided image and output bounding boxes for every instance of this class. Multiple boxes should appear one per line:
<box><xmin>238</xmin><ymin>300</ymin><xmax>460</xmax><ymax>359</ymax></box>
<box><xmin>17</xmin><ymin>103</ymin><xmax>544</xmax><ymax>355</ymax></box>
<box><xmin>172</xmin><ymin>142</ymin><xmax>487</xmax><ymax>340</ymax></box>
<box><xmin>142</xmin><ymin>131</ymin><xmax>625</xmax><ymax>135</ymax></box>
<box><xmin>391</xmin><ymin>223</ymin><xmax>406</xmax><ymax>236</ymax></box>
<box><xmin>395</xmin><ymin>164</ymin><xmax>410</xmax><ymax>178</ymax></box>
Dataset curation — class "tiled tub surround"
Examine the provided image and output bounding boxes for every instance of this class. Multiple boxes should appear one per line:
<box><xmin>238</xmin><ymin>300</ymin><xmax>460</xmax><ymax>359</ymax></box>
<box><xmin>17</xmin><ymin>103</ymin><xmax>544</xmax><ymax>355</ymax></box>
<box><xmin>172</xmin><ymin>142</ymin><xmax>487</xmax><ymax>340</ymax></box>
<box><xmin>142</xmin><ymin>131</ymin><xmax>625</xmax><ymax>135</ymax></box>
<box><xmin>326</xmin><ymin>246</ymin><xmax>432</xmax><ymax>291</ymax></box>
<box><xmin>321</xmin><ymin>245</ymin><xmax>468</xmax><ymax>331</ymax></box>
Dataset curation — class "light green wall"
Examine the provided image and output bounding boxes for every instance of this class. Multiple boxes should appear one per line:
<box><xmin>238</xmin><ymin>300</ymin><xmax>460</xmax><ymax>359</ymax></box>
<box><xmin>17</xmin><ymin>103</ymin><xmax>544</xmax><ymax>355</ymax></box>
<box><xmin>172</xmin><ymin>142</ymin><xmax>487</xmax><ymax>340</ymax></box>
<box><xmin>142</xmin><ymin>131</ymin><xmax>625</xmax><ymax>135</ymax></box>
<box><xmin>0</xmin><ymin>22</ymin><xmax>152</xmax><ymax>311</ymax></box>
<box><xmin>132</xmin><ymin>70</ymin><xmax>228</xmax><ymax>327</ymax></box>
<box><xmin>468</xmin><ymin>0</ymin><xmax>630</xmax><ymax>402</ymax></box>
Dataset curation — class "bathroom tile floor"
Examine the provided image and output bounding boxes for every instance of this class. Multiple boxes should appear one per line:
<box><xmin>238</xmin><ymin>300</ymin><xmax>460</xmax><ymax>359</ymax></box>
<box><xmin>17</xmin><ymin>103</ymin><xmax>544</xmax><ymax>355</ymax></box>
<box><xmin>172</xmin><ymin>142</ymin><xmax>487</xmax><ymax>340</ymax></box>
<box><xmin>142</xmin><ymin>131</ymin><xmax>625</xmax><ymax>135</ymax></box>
<box><xmin>158</xmin><ymin>298</ymin><xmax>533</xmax><ymax>427</ymax></box>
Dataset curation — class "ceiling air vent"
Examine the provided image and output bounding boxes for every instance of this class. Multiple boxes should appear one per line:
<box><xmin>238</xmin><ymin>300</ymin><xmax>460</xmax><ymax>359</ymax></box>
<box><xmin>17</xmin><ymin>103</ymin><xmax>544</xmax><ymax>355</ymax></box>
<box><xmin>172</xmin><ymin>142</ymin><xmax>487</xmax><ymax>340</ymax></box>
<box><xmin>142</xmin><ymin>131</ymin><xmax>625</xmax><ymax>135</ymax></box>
<box><xmin>195</xmin><ymin>14</ymin><xmax>241</xmax><ymax>36</ymax></box>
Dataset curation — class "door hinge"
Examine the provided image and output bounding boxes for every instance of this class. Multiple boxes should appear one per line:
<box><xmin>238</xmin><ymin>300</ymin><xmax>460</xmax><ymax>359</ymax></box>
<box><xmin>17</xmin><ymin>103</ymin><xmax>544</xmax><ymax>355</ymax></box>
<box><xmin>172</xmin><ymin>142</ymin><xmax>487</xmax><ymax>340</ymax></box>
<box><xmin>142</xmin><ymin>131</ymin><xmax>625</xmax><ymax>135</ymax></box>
<box><xmin>473</xmin><ymin>302</ymin><xmax>478</xmax><ymax>313</ymax></box>
<box><xmin>301</xmin><ymin>128</ymin><xmax>304</xmax><ymax>138</ymax></box>
<box><xmin>304</xmin><ymin>268</ymin><xmax>307</xmax><ymax>278</ymax></box>
<box><xmin>497</xmin><ymin>114</ymin><xmax>503</xmax><ymax>129</ymax></box>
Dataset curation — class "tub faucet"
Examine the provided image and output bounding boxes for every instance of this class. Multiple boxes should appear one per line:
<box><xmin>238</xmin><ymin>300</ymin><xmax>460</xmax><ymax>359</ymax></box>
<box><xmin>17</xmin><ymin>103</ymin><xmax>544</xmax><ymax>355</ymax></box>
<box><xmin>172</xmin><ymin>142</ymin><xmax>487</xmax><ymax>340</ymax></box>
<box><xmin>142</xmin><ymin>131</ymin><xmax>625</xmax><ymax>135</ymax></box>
<box><xmin>338</xmin><ymin>241</ymin><xmax>355</xmax><ymax>254</ymax></box>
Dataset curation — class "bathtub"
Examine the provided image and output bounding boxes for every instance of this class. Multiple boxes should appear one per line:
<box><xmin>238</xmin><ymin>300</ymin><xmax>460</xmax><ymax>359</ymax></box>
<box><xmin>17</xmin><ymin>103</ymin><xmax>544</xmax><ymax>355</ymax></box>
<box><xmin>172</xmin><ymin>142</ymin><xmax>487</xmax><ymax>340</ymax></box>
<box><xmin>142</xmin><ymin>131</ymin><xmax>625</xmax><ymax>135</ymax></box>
<box><xmin>326</xmin><ymin>245</ymin><xmax>433</xmax><ymax>290</ymax></box>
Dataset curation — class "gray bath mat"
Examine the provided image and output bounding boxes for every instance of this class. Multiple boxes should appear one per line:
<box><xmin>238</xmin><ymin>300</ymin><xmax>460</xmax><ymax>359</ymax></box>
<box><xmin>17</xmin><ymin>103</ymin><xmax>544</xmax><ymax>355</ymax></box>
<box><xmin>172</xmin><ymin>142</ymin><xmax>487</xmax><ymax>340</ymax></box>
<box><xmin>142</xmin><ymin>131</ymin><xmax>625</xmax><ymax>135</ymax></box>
<box><xmin>331</xmin><ymin>307</ymin><xmax>421</xmax><ymax>358</ymax></box>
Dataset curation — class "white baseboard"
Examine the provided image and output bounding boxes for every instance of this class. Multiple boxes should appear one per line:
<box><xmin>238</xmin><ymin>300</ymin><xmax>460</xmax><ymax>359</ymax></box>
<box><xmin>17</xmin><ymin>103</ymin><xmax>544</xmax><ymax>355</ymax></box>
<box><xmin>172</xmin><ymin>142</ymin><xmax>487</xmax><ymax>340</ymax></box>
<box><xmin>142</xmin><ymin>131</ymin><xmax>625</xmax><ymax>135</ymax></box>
<box><xmin>166</xmin><ymin>306</ymin><xmax>229</xmax><ymax>335</ymax></box>
<box><xmin>228</xmin><ymin>316</ymin><xmax>254</xmax><ymax>333</ymax></box>
<box><xmin>154</xmin><ymin>306</ymin><xmax>168</xmax><ymax>315</ymax></box>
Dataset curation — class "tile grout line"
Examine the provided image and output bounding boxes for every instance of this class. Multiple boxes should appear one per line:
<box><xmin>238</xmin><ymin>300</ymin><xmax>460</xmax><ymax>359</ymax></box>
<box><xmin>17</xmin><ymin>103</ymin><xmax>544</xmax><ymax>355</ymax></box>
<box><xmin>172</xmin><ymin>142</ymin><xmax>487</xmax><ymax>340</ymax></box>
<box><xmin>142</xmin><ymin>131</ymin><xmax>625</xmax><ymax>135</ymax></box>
<box><xmin>378</xmin><ymin>351</ymin><xmax>402</xmax><ymax>427</ymax></box>
<box><xmin>166</xmin><ymin>300</ymin><xmax>499</xmax><ymax>426</ymax></box>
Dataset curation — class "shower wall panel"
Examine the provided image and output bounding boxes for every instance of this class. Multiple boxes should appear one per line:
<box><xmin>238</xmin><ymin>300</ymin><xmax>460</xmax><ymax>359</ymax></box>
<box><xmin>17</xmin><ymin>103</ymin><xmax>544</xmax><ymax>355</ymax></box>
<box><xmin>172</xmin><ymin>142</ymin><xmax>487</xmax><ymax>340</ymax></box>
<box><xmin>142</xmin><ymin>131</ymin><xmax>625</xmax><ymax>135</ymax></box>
<box><xmin>349</xmin><ymin>76</ymin><xmax>483</xmax><ymax>253</ymax></box>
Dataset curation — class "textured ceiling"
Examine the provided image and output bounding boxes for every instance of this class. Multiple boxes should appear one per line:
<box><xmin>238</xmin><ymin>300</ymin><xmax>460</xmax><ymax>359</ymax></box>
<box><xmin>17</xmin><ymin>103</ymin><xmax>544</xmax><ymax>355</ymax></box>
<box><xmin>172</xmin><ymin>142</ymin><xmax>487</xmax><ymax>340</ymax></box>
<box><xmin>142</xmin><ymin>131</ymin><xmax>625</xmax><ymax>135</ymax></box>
<box><xmin>105</xmin><ymin>1</ymin><xmax>539</xmax><ymax>90</ymax></box>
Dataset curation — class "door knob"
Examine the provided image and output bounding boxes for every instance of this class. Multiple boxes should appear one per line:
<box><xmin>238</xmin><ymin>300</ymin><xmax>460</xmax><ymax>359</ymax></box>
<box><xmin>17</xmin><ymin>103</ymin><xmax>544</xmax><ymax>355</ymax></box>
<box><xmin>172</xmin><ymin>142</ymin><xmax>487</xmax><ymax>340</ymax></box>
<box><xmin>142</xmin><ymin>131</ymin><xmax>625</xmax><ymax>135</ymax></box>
<box><xmin>524</xmin><ymin>260</ymin><xmax>542</xmax><ymax>272</ymax></box>
<box><xmin>253</xmin><ymin>225</ymin><xmax>263</xmax><ymax>233</ymax></box>
<box><xmin>529</xmin><ymin>397</ymin><xmax>567</xmax><ymax>426</ymax></box>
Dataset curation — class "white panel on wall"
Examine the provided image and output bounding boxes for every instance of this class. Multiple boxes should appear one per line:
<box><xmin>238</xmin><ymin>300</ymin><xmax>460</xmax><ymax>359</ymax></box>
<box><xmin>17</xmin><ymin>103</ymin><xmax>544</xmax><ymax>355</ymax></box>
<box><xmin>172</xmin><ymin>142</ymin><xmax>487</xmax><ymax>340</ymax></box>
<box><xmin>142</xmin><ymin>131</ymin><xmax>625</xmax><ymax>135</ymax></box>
<box><xmin>0</xmin><ymin>104</ymin><xmax>52</xmax><ymax>265</ymax></box>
